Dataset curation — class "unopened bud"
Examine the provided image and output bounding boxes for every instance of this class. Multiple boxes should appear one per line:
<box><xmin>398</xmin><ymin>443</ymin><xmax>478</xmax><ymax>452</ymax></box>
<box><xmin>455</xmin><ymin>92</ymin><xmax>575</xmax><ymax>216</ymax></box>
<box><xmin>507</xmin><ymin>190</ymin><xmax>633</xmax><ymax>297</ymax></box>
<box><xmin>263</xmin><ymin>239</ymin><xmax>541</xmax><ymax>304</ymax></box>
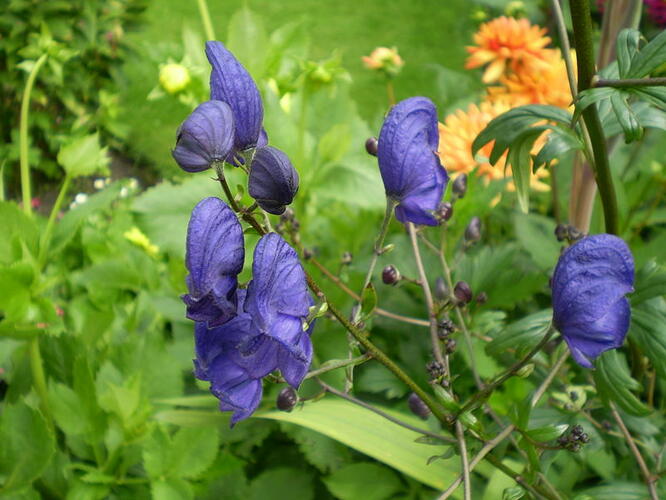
<box><xmin>453</xmin><ymin>281</ymin><xmax>473</xmax><ymax>304</ymax></box>
<box><xmin>276</xmin><ymin>387</ymin><xmax>298</xmax><ymax>411</ymax></box>
<box><xmin>303</xmin><ymin>248</ymin><xmax>314</xmax><ymax>260</ymax></box>
<box><xmin>382</xmin><ymin>265</ymin><xmax>401</xmax><ymax>285</ymax></box>
<box><xmin>452</xmin><ymin>174</ymin><xmax>468</xmax><ymax>198</ymax></box>
<box><xmin>407</xmin><ymin>392</ymin><xmax>431</xmax><ymax>419</ymax></box>
<box><xmin>365</xmin><ymin>137</ymin><xmax>378</xmax><ymax>156</ymax></box>
<box><xmin>436</xmin><ymin>202</ymin><xmax>453</xmax><ymax>222</ymax></box>
<box><xmin>444</xmin><ymin>338</ymin><xmax>457</xmax><ymax>354</ymax></box>
<box><xmin>464</xmin><ymin>217</ymin><xmax>481</xmax><ymax>243</ymax></box>
<box><xmin>341</xmin><ymin>251</ymin><xmax>353</xmax><ymax>265</ymax></box>
<box><xmin>434</xmin><ymin>277</ymin><xmax>449</xmax><ymax>301</ymax></box>
<box><xmin>554</xmin><ymin>224</ymin><xmax>568</xmax><ymax>242</ymax></box>
<box><xmin>476</xmin><ymin>291</ymin><xmax>488</xmax><ymax>305</ymax></box>
<box><xmin>437</xmin><ymin>319</ymin><xmax>455</xmax><ymax>339</ymax></box>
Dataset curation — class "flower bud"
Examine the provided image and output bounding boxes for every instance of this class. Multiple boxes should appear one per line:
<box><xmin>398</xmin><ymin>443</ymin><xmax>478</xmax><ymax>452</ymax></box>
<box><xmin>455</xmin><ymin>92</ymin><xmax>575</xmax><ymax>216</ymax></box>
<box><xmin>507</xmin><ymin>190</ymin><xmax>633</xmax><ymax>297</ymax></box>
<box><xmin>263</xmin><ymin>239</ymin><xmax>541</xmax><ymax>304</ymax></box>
<box><xmin>365</xmin><ymin>137</ymin><xmax>378</xmax><ymax>156</ymax></box>
<box><xmin>436</xmin><ymin>202</ymin><xmax>453</xmax><ymax>222</ymax></box>
<box><xmin>362</xmin><ymin>47</ymin><xmax>404</xmax><ymax>76</ymax></box>
<box><xmin>172</xmin><ymin>101</ymin><xmax>235</xmax><ymax>173</ymax></box>
<box><xmin>444</xmin><ymin>338</ymin><xmax>457</xmax><ymax>354</ymax></box>
<box><xmin>437</xmin><ymin>319</ymin><xmax>455</xmax><ymax>339</ymax></box>
<box><xmin>434</xmin><ymin>277</ymin><xmax>449</xmax><ymax>301</ymax></box>
<box><xmin>159</xmin><ymin>63</ymin><xmax>191</xmax><ymax>94</ymax></box>
<box><xmin>382</xmin><ymin>265</ymin><xmax>401</xmax><ymax>285</ymax></box>
<box><xmin>476</xmin><ymin>291</ymin><xmax>488</xmax><ymax>305</ymax></box>
<box><xmin>453</xmin><ymin>281</ymin><xmax>473</xmax><ymax>304</ymax></box>
<box><xmin>407</xmin><ymin>392</ymin><xmax>431</xmax><ymax>420</ymax></box>
<box><xmin>303</xmin><ymin>248</ymin><xmax>314</xmax><ymax>260</ymax></box>
<box><xmin>452</xmin><ymin>174</ymin><xmax>467</xmax><ymax>198</ymax></box>
<box><xmin>248</xmin><ymin>146</ymin><xmax>299</xmax><ymax>215</ymax></box>
<box><xmin>277</xmin><ymin>387</ymin><xmax>299</xmax><ymax>412</ymax></box>
<box><xmin>464</xmin><ymin>216</ymin><xmax>482</xmax><ymax>243</ymax></box>
<box><xmin>554</xmin><ymin>224</ymin><xmax>568</xmax><ymax>242</ymax></box>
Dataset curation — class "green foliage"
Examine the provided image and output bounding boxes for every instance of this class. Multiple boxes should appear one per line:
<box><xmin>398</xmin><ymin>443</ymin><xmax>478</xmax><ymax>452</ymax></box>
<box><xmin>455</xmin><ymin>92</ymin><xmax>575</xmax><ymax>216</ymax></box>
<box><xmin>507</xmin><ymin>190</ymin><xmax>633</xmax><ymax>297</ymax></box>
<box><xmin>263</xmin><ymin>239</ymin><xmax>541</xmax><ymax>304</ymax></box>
<box><xmin>323</xmin><ymin>462</ymin><xmax>403</xmax><ymax>500</ymax></box>
<box><xmin>593</xmin><ymin>350</ymin><xmax>651</xmax><ymax>416</ymax></box>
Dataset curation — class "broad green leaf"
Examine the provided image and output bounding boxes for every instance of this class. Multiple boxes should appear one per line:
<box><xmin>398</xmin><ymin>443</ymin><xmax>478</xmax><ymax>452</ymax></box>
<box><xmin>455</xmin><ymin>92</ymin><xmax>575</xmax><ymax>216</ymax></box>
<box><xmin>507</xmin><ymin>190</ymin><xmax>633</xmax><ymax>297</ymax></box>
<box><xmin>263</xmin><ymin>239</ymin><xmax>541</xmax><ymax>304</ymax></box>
<box><xmin>226</xmin><ymin>7</ymin><xmax>269</xmax><ymax>78</ymax></box>
<box><xmin>318</xmin><ymin>123</ymin><xmax>351</xmax><ymax>165</ymax></box>
<box><xmin>280</xmin><ymin>423</ymin><xmax>351</xmax><ymax>473</ymax></box>
<box><xmin>629</xmin><ymin>303</ymin><xmax>666</xmax><ymax>379</ymax></box>
<box><xmin>593</xmin><ymin>350</ymin><xmax>650</xmax><ymax>416</ymax></box>
<box><xmin>631</xmin><ymin>260</ymin><xmax>666</xmax><ymax>306</ymax></box>
<box><xmin>151</xmin><ymin>478</ymin><xmax>193</xmax><ymax>500</ymax></box>
<box><xmin>249</xmin><ymin>467</ymin><xmax>313</xmax><ymax>500</ymax></box>
<box><xmin>627</xmin><ymin>29</ymin><xmax>666</xmax><ymax>78</ymax></box>
<box><xmin>57</xmin><ymin>134</ymin><xmax>109</xmax><ymax>178</ymax></box>
<box><xmin>513</xmin><ymin>213</ymin><xmax>560</xmax><ymax>271</ymax></box>
<box><xmin>0</xmin><ymin>202</ymin><xmax>39</xmax><ymax>263</ymax></box>
<box><xmin>0</xmin><ymin>402</ymin><xmax>55</xmax><ymax>494</ymax></box>
<box><xmin>575</xmin><ymin>481</ymin><xmax>652</xmax><ymax>499</ymax></box>
<box><xmin>324</xmin><ymin>462</ymin><xmax>403</xmax><ymax>500</ymax></box>
<box><xmin>48</xmin><ymin>383</ymin><xmax>88</xmax><ymax>436</ymax></box>
<box><xmin>616</xmin><ymin>29</ymin><xmax>641</xmax><ymax>77</ymax></box>
<box><xmin>355</xmin><ymin>363</ymin><xmax>408</xmax><ymax>399</ymax></box>
<box><xmin>604</xmin><ymin>102</ymin><xmax>666</xmax><ymax>137</ymax></box>
<box><xmin>610</xmin><ymin>93</ymin><xmax>642</xmax><ymax>143</ymax></box>
<box><xmin>486</xmin><ymin>310</ymin><xmax>552</xmax><ymax>357</ymax></box>
<box><xmin>143</xmin><ymin>426</ymin><xmax>171</xmax><ymax>478</ymax></box>
<box><xmin>257</xmin><ymin>398</ymin><xmax>460</xmax><ymax>490</ymax></box>
<box><xmin>169</xmin><ymin>427</ymin><xmax>219</xmax><ymax>479</ymax></box>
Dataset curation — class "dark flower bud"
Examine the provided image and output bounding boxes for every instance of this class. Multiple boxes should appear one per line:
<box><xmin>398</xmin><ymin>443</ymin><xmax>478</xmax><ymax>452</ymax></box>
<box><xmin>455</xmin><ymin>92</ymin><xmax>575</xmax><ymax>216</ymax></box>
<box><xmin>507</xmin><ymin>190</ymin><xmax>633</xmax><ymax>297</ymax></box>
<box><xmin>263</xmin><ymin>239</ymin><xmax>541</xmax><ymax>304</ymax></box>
<box><xmin>382</xmin><ymin>265</ymin><xmax>401</xmax><ymax>285</ymax></box>
<box><xmin>172</xmin><ymin>100</ymin><xmax>235</xmax><ymax>172</ymax></box>
<box><xmin>464</xmin><ymin>216</ymin><xmax>482</xmax><ymax>243</ymax></box>
<box><xmin>436</xmin><ymin>202</ymin><xmax>453</xmax><ymax>222</ymax></box>
<box><xmin>407</xmin><ymin>392</ymin><xmax>431</xmax><ymax>420</ymax></box>
<box><xmin>434</xmin><ymin>277</ymin><xmax>449</xmax><ymax>301</ymax></box>
<box><xmin>437</xmin><ymin>319</ymin><xmax>455</xmax><ymax>339</ymax></box>
<box><xmin>277</xmin><ymin>387</ymin><xmax>299</xmax><ymax>412</ymax></box>
<box><xmin>453</xmin><ymin>281</ymin><xmax>473</xmax><ymax>304</ymax></box>
<box><xmin>365</xmin><ymin>137</ymin><xmax>379</xmax><ymax>156</ymax></box>
<box><xmin>341</xmin><ymin>252</ymin><xmax>353</xmax><ymax>265</ymax></box>
<box><xmin>303</xmin><ymin>248</ymin><xmax>314</xmax><ymax>260</ymax></box>
<box><xmin>452</xmin><ymin>174</ymin><xmax>468</xmax><ymax>198</ymax></box>
<box><xmin>554</xmin><ymin>224</ymin><xmax>568</xmax><ymax>242</ymax></box>
<box><xmin>476</xmin><ymin>291</ymin><xmax>488</xmax><ymax>305</ymax></box>
<box><xmin>445</xmin><ymin>338</ymin><xmax>457</xmax><ymax>354</ymax></box>
<box><xmin>248</xmin><ymin>146</ymin><xmax>299</xmax><ymax>215</ymax></box>
<box><xmin>426</xmin><ymin>361</ymin><xmax>446</xmax><ymax>380</ymax></box>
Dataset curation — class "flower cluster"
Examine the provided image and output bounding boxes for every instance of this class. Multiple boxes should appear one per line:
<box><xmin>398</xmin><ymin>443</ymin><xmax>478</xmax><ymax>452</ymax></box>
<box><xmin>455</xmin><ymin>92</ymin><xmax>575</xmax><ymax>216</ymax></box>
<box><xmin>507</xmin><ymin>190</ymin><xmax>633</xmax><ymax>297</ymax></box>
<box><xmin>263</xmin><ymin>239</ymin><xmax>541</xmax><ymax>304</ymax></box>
<box><xmin>551</xmin><ymin>234</ymin><xmax>635</xmax><ymax>368</ymax></box>
<box><xmin>173</xmin><ymin>42</ymin><xmax>315</xmax><ymax>424</ymax></box>
<box><xmin>439</xmin><ymin>16</ymin><xmax>575</xmax><ymax>187</ymax></box>
<box><xmin>377</xmin><ymin>97</ymin><xmax>448</xmax><ymax>226</ymax></box>
<box><xmin>172</xmin><ymin>41</ymin><xmax>299</xmax><ymax>215</ymax></box>
<box><xmin>184</xmin><ymin>199</ymin><xmax>314</xmax><ymax>424</ymax></box>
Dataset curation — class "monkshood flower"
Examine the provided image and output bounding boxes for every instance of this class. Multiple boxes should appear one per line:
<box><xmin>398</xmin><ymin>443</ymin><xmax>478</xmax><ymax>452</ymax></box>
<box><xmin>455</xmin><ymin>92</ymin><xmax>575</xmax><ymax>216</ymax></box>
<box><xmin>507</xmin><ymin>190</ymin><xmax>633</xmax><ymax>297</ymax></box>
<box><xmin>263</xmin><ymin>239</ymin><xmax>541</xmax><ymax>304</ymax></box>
<box><xmin>248</xmin><ymin>146</ymin><xmax>299</xmax><ymax>215</ymax></box>
<box><xmin>172</xmin><ymin>100</ymin><xmax>234</xmax><ymax>172</ymax></box>
<box><xmin>182</xmin><ymin>197</ymin><xmax>244</xmax><ymax>327</ymax></box>
<box><xmin>206</xmin><ymin>41</ymin><xmax>264</xmax><ymax>153</ymax></box>
<box><xmin>245</xmin><ymin>233</ymin><xmax>314</xmax><ymax>387</ymax></box>
<box><xmin>378</xmin><ymin>97</ymin><xmax>448</xmax><ymax>226</ymax></box>
<box><xmin>551</xmin><ymin>234</ymin><xmax>634</xmax><ymax>368</ymax></box>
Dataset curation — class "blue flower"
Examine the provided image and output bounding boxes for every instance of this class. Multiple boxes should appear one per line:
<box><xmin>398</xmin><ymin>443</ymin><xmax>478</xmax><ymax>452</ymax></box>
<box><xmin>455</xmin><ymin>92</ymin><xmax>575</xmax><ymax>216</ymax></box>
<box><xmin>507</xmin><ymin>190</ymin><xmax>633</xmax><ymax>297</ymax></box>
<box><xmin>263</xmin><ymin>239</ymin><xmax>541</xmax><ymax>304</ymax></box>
<box><xmin>172</xmin><ymin>100</ymin><xmax>235</xmax><ymax>172</ymax></box>
<box><xmin>182</xmin><ymin>197</ymin><xmax>244</xmax><ymax>327</ymax></box>
<box><xmin>377</xmin><ymin>97</ymin><xmax>448</xmax><ymax>226</ymax></box>
<box><xmin>206</xmin><ymin>41</ymin><xmax>264</xmax><ymax>153</ymax></box>
<box><xmin>245</xmin><ymin>233</ymin><xmax>314</xmax><ymax>387</ymax></box>
<box><xmin>248</xmin><ymin>146</ymin><xmax>299</xmax><ymax>215</ymax></box>
<box><xmin>551</xmin><ymin>234</ymin><xmax>634</xmax><ymax>368</ymax></box>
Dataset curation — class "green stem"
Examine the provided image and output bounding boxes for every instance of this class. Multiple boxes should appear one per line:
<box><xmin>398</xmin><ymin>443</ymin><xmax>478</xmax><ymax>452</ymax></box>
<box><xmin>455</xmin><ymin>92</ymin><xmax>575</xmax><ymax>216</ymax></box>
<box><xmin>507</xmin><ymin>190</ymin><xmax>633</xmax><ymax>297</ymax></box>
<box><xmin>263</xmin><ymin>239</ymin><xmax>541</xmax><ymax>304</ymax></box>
<box><xmin>38</xmin><ymin>174</ymin><xmax>71</xmax><ymax>268</ymax></box>
<box><xmin>20</xmin><ymin>53</ymin><xmax>48</xmax><ymax>217</ymax></box>
<box><xmin>570</xmin><ymin>0</ymin><xmax>619</xmax><ymax>235</ymax></box>
<box><xmin>361</xmin><ymin>199</ymin><xmax>395</xmax><ymax>292</ymax></box>
<box><xmin>29</xmin><ymin>338</ymin><xmax>52</xmax><ymax>428</ymax></box>
<box><xmin>594</xmin><ymin>77</ymin><xmax>666</xmax><ymax>88</ymax></box>
<box><xmin>304</xmin><ymin>355</ymin><xmax>371</xmax><ymax>381</ymax></box>
<box><xmin>196</xmin><ymin>0</ymin><xmax>216</xmax><ymax>40</ymax></box>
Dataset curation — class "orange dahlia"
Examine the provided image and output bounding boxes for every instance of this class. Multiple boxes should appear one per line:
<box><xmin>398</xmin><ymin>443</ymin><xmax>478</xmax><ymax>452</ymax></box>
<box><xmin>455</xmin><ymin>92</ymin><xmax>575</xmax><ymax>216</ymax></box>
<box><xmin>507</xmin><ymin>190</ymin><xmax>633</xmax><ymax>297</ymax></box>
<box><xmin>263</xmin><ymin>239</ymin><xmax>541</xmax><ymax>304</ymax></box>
<box><xmin>466</xmin><ymin>16</ymin><xmax>551</xmax><ymax>83</ymax></box>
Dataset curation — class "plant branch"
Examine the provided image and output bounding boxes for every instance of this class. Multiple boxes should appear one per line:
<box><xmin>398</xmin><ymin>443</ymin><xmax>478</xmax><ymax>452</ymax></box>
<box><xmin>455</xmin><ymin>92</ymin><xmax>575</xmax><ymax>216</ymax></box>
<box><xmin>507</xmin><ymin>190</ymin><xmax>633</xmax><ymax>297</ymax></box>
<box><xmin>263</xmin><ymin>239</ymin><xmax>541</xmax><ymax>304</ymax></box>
<box><xmin>38</xmin><ymin>174</ymin><xmax>72</xmax><ymax>268</ymax></box>
<box><xmin>20</xmin><ymin>53</ymin><xmax>48</xmax><ymax>217</ymax></box>
<box><xmin>455</xmin><ymin>421</ymin><xmax>472</xmax><ymax>500</ymax></box>
<box><xmin>610</xmin><ymin>402</ymin><xmax>659</xmax><ymax>500</ymax></box>
<box><xmin>318</xmin><ymin>379</ymin><xmax>456</xmax><ymax>443</ymax></box>
<box><xmin>570</xmin><ymin>0</ymin><xmax>619</xmax><ymax>235</ymax></box>
<box><xmin>214</xmin><ymin>163</ymin><xmax>265</xmax><ymax>235</ymax></box>
<box><xmin>303</xmin><ymin>355</ymin><xmax>371</xmax><ymax>381</ymax></box>
<box><xmin>196</xmin><ymin>0</ymin><xmax>216</xmax><ymax>40</ymax></box>
<box><xmin>594</xmin><ymin>77</ymin><xmax>666</xmax><ymax>88</ymax></box>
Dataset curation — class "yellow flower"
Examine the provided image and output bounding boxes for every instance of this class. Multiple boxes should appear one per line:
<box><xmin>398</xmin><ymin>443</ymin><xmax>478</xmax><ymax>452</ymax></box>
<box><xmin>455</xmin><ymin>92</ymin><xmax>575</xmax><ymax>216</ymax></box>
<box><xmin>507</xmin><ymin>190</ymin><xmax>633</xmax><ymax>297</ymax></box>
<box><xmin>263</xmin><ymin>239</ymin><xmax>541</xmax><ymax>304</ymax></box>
<box><xmin>124</xmin><ymin>226</ymin><xmax>159</xmax><ymax>256</ymax></box>
<box><xmin>438</xmin><ymin>100</ymin><xmax>550</xmax><ymax>191</ymax></box>
<box><xmin>466</xmin><ymin>16</ymin><xmax>551</xmax><ymax>83</ymax></box>
<box><xmin>487</xmin><ymin>49</ymin><xmax>575</xmax><ymax>109</ymax></box>
<box><xmin>362</xmin><ymin>47</ymin><xmax>404</xmax><ymax>76</ymax></box>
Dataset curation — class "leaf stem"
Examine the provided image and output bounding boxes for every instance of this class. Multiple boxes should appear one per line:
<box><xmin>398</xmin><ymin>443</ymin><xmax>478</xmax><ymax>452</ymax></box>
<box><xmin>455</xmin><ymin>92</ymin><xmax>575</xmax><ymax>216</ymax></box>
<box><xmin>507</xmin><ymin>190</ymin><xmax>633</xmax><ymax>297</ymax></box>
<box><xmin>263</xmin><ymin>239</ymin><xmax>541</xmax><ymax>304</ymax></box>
<box><xmin>29</xmin><ymin>338</ymin><xmax>53</xmax><ymax>429</ymax></box>
<box><xmin>594</xmin><ymin>77</ymin><xmax>666</xmax><ymax>88</ymax></box>
<box><xmin>214</xmin><ymin>163</ymin><xmax>265</xmax><ymax>234</ymax></box>
<box><xmin>20</xmin><ymin>53</ymin><xmax>48</xmax><ymax>217</ymax></box>
<box><xmin>196</xmin><ymin>0</ymin><xmax>216</xmax><ymax>40</ymax></box>
<box><xmin>361</xmin><ymin>199</ymin><xmax>396</xmax><ymax>292</ymax></box>
<box><xmin>570</xmin><ymin>0</ymin><xmax>619</xmax><ymax>235</ymax></box>
<box><xmin>301</xmin><ymin>355</ymin><xmax>371</xmax><ymax>381</ymax></box>
<box><xmin>38</xmin><ymin>174</ymin><xmax>71</xmax><ymax>268</ymax></box>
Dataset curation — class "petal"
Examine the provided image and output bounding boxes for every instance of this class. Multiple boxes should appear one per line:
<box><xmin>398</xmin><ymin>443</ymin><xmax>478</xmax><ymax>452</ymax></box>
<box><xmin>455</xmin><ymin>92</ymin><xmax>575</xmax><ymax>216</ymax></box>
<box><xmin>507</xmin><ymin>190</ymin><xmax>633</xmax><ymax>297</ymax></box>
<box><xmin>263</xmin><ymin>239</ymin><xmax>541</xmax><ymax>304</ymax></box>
<box><xmin>278</xmin><ymin>331</ymin><xmax>313</xmax><ymax>387</ymax></box>
<box><xmin>394</xmin><ymin>159</ymin><xmax>447</xmax><ymax>226</ymax></box>
<box><xmin>248</xmin><ymin>146</ymin><xmax>299</xmax><ymax>215</ymax></box>
<box><xmin>207</xmin><ymin>355</ymin><xmax>264</xmax><ymax>426</ymax></box>
<box><xmin>206</xmin><ymin>41</ymin><xmax>264</xmax><ymax>151</ymax></box>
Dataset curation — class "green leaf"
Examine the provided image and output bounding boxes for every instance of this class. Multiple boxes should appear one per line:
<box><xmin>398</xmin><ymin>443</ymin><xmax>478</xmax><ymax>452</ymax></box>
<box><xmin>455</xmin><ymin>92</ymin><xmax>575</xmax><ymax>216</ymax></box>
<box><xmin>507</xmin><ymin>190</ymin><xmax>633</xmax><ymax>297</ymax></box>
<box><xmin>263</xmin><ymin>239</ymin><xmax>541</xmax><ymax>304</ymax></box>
<box><xmin>629</xmin><ymin>303</ymin><xmax>666</xmax><ymax>379</ymax></box>
<box><xmin>593</xmin><ymin>350</ymin><xmax>650</xmax><ymax>416</ymax></box>
<box><xmin>323</xmin><ymin>463</ymin><xmax>403</xmax><ymax>500</ymax></box>
<box><xmin>506</xmin><ymin>127</ymin><xmax>549</xmax><ymax>212</ymax></box>
<box><xmin>226</xmin><ymin>7</ymin><xmax>269</xmax><ymax>79</ymax></box>
<box><xmin>280</xmin><ymin>423</ymin><xmax>351</xmax><ymax>473</ymax></box>
<box><xmin>575</xmin><ymin>481</ymin><xmax>653</xmax><ymax>500</ymax></box>
<box><xmin>355</xmin><ymin>363</ymin><xmax>408</xmax><ymax>399</ymax></box>
<box><xmin>513</xmin><ymin>213</ymin><xmax>560</xmax><ymax>271</ymax></box>
<box><xmin>360</xmin><ymin>283</ymin><xmax>377</xmax><ymax>319</ymax></box>
<box><xmin>627</xmin><ymin>29</ymin><xmax>666</xmax><ymax>78</ymax></box>
<box><xmin>57</xmin><ymin>134</ymin><xmax>109</xmax><ymax>178</ymax></box>
<box><xmin>318</xmin><ymin>123</ymin><xmax>351</xmax><ymax>164</ymax></box>
<box><xmin>525</xmin><ymin>424</ymin><xmax>568</xmax><ymax>442</ymax></box>
<box><xmin>248</xmin><ymin>468</ymin><xmax>313</xmax><ymax>500</ymax></box>
<box><xmin>631</xmin><ymin>261</ymin><xmax>666</xmax><ymax>306</ymax></box>
<box><xmin>48</xmin><ymin>382</ymin><xmax>88</xmax><ymax>436</ymax></box>
<box><xmin>616</xmin><ymin>29</ymin><xmax>641</xmax><ymax>78</ymax></box>
<box><xmin>151</xmin><ymin>478</ymin><xmax>193</xmax><ymax>500</ymax></box>
<box><xmin>257</xmin><ymin>398</ymin><xmax>459</xmax><ymax>490</ymax></box>
<box><xmin>169</xmin><ymin>427</ymin><xmax>219</xmax><ymax>479</ymax></box>
<box><xmin>154</xmin><ymin>409</ymin><xmax>230</xmax><ymax>427</ymax></box>
<box><xmin>610</xmin><ymin>93</ymin><xmax>643</xmax><ymax>143</ymax></box>
<box><xmin>0</xmin><ymin>202</ymin><xmax>39</xmax><ymax>264</ymax></box>
<box><xmin>574</xmin><ymin>88</ymin><xmax>616</xmax><ymax>121</ymax></box>
<box><xmin>0</xmin><ymin>402</ymin><xmax>55</xmax><ymax>494</ymax></box>
<box><xmin>533</xmin><ymin>127</ymin><xmax>583</xmax><ymax>168</ymax></box>
<box><xmin>486</xmin><ymin>310</ymin><xmax>552</xmax><ymax>357</ymax></box>
<box><xmin>630</xmin><ymin>86</ymin><xmax>666</xmax><ymax>110</ymax></box>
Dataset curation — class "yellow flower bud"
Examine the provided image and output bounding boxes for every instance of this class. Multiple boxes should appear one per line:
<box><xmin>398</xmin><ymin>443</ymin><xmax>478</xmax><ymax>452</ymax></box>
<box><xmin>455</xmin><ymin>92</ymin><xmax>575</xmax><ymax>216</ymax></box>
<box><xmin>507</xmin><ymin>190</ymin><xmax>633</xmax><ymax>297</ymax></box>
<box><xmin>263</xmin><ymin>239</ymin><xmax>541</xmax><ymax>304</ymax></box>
<box><xmin>159</xmin><ymin>63</ymin><xmax>191</xmax><ymax>94</ymax></box>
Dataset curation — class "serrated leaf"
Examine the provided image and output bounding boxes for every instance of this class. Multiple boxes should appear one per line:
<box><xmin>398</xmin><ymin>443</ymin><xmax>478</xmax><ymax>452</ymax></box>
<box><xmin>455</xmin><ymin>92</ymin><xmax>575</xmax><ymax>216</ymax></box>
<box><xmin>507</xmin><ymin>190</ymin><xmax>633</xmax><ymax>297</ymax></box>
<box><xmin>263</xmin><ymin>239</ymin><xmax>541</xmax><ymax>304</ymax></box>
<box><xmin>169</xmin><ymin>427</ymin><xmax>219</xmax><ymax>479</ymax></box>
<box><xmin>593</xmin><ymin>350</ymin><xmax>650</xmax><ymax>416</ymax></box>
<box><xmin>318</xmin><ymin>123</ymin><xmax>351</xmax><ymax>164</ymax></box>
<box><xmin>57</xmin><ymin>134</ymin><xmax>109</xmax><ymax>178</ymax></box>
<box><xmin>151</xmin><ymin>478</ymin><xmax>193</xmax><ymax>500</ymax></box>
<box><xmin>616</xmin><ymin>29</ymin><xmax>641</xmax><ymax>78</ymax></box>
<box><xmin>280</xmin><ymin>423</ymin><xmax>351</xmax><ymax>473</ymax></box>
<box><xmin>324</xmin><ymin>463</ymin><xmax>403</xmax><ymax>500</ymax></box>
<box><xmin>486</xmin><ymin>310</ymin><xmax>552</xmax><ymax>357</ymax></box>
<box><xmin>610</xmin><ymin>93</ymin><xmax>643</xmax><ymax>143</ymax></box>
<box><xmin>627</xmin><ymin>29</ymin><xmax>666</xmax><ymax>78</ymax></box>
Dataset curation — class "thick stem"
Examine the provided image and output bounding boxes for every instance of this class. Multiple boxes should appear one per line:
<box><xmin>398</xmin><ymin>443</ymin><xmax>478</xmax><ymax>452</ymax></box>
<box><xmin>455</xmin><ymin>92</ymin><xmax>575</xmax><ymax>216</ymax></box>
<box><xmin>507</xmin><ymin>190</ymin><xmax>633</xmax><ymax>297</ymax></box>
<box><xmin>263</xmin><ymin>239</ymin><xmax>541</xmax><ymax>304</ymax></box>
<box><xmin>594</xmin><ymin>77</ymin><xmax>666</xmax><ymax>88</ymax></box>
<box><xmin>196</xmin><ymin>0</ymin><xmax>216</xmax><ymax>40</ymax></box>
<box><xmin>20</xmin><ymin>53</ymin><xmax>48</xmax><ymax>217</ymax></box>
<box><xmin>38</xmin><ymin>174</ymin><xmax>71</xmax><ymax>268</ymax></box>
<box><xmin>455</xmin><ymin>421</ymin><xmax>472</xmax><ymax>500</ymax></box>
<box><xmin>570</xmin><ymin>0</ymin><xmax>620</xmax><ymax>235</ymax></box>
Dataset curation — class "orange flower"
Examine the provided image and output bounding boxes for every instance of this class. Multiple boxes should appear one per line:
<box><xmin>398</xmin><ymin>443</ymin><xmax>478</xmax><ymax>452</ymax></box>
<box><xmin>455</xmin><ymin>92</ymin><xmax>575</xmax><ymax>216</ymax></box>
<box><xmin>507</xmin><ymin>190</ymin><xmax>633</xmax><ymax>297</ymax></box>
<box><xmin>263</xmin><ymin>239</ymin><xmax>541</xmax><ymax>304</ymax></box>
<box><xmin>466</xmin><ymin>16</ymin><xmax>551</xmax><ymax>83</ymax></box>
<box><xmin>362</xmin><ymin>47</ymin><xmax>404</xmax><ymax>76</ymax></box>
<box><xmin>487</xmin><ymin>49</ymin><xmax>575</xmax><ymax>109</ymax></box>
